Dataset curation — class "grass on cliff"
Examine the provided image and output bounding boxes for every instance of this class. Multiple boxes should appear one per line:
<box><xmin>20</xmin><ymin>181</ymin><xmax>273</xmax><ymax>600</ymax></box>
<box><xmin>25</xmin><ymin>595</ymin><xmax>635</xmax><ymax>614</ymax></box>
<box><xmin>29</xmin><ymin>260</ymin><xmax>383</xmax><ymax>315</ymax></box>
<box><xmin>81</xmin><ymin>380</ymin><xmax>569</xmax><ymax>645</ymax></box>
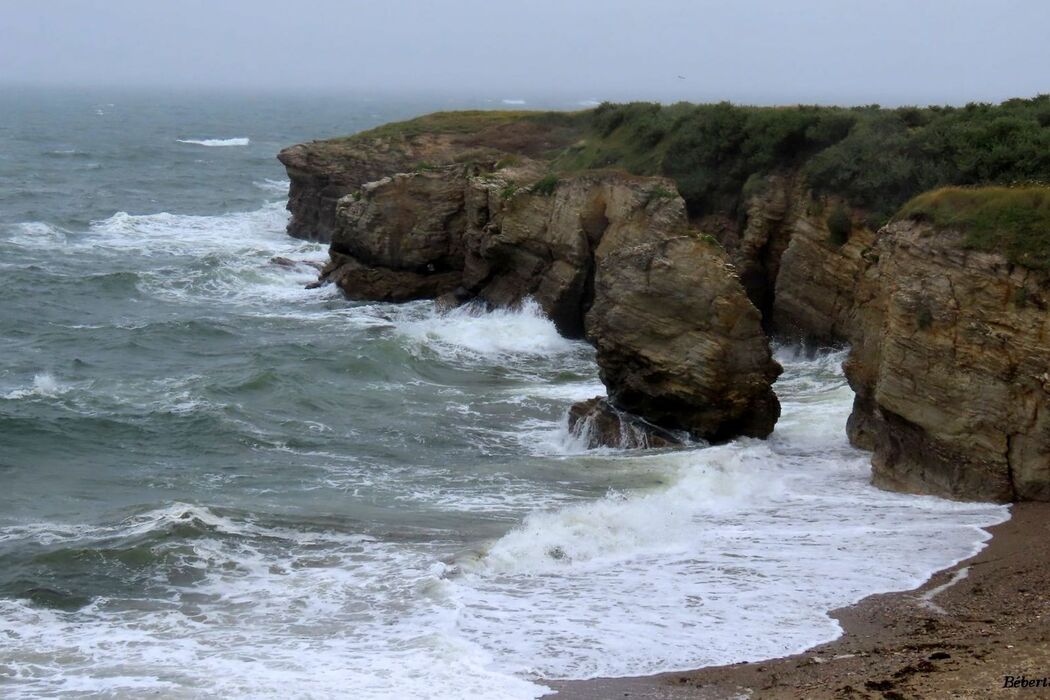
<box><xmin>317</xmin><ymin>97</ymin><xmax>1050</xmax><ymax>240</ymax></box>
<box><xmin>896</xmin><ymin>186</ymin><xmax>1050</xmax><ymax>269</ymax></box>
<box><xmin>339</xmin><ymin>110</ymin><xmax>585</xmax><ymax>143</ymax></box>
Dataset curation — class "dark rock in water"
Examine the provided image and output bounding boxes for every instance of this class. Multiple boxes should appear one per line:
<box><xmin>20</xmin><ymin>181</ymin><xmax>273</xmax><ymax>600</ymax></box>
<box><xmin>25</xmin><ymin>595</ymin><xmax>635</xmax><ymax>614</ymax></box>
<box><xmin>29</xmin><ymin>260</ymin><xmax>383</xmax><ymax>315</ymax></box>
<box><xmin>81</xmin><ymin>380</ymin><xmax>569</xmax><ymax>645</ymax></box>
<box><xmin>326</xmin><ymin>251</ymin><xmax>461</xmax><ymax>302</ymax></box>
<box><xmin>270</xmin><ymin>256</ymin><xmax>298</xmax><ymax>268</ymax></box>
<box><xmin>568</xmin><ymin>397</ymin><xmax>686</xmax><ymax>449</ymax></box>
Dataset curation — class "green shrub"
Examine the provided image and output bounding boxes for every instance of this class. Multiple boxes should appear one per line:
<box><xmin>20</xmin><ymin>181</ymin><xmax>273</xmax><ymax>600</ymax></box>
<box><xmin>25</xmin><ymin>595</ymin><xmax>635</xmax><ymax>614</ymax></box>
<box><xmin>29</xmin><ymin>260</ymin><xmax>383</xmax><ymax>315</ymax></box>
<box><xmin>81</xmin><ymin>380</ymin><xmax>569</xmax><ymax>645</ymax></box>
<box><xmin>529</xmin><ymin>174</ymin><xmax>559</xmax><ymax>196</ymax></box>
<box><xmin>499</xmin><ymin>182</ymin><xmax>518</xmax><ymax>200</ymax></box>
<box><xmin>826</xmin><ymin>204</ymin><xmax>853</xmax><ymax>245</ymax></box>
<box><xmin>553</xmin><ymin>94</ymin><xmax>1050</xmax><ymax>224</ymax></box>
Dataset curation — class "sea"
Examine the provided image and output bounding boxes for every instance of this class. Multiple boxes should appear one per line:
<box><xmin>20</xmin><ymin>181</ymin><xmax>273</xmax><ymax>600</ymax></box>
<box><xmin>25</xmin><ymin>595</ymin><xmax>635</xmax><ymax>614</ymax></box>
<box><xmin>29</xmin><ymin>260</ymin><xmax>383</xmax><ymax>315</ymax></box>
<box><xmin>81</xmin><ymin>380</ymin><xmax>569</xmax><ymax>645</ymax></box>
<box><xmin>0</xmin><ymin>87</ymin><xmax>1010</xmax><ymax>699</ymax></box>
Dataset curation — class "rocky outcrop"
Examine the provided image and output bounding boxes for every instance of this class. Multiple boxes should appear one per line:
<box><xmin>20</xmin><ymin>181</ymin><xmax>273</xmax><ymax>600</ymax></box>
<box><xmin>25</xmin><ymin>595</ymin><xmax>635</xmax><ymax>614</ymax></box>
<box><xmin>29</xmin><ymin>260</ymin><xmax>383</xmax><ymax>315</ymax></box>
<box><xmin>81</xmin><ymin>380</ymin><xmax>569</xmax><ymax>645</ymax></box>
<box><xmin>586</xmin><ymin>227</ymin><xmax>781</xmax><ymax>442</ymax></box>
<box><xmin>303</xmin><ymin>156</ymin><xmax>782</xmax><ymax>445</ymax></box>
<box><xmin>772</xmin><ymin>209</ymin><xmax>875</xmax><ymax>344</ymax></box>
<box><xmin>277</xmin><ymin>112</ymin><xmax>583</xmax><ymax>242</ymax></box>
<box><xmin>844</xmin><ymin>221</ymin><xmax>1050</xmax><ymax>502</ymax></box>
<box><xmin>278</xmin><ymin>140</ymin><xmax>423</xmax><ymax>242</ymax></box>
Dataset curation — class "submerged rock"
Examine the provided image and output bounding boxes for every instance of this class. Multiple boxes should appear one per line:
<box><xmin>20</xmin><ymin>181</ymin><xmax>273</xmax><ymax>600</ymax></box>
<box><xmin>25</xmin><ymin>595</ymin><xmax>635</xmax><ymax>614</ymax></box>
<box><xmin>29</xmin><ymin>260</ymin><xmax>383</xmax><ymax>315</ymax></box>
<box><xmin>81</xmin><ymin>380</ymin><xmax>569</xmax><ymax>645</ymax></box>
<box><xmin>567</xmin><ymin>397</ymin><xmax>685</xmax><ymax>449</ymax></box>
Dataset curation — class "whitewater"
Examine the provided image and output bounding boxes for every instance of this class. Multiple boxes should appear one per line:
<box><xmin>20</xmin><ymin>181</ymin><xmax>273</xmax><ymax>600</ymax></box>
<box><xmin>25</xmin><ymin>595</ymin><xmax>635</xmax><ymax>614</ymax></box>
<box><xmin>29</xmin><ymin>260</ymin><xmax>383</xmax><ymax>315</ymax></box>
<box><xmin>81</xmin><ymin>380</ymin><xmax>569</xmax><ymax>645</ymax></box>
<box><xmin>0</xmin><ymin>89</ymin><xmax>1008</xmax><ymax>699</ymax></box>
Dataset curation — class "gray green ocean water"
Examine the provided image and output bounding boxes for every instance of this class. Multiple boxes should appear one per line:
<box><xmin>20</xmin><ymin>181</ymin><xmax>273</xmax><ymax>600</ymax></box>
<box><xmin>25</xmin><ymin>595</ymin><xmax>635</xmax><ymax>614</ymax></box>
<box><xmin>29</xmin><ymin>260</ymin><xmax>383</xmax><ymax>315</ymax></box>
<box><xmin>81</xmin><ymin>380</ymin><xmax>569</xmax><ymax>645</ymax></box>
<box><xmin>0</xmin><ymin>88</ymin><xmax>1009</xmax><ymax>699</ymax></box>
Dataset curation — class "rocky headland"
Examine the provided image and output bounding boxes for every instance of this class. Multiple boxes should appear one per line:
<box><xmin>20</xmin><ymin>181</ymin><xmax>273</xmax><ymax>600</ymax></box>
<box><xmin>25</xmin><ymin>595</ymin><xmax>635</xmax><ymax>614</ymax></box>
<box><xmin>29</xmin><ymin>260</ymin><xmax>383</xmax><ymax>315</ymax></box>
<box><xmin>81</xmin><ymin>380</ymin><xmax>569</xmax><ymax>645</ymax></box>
<box><xmin>280</xmin><ymin>98</ymin><xmax>1050</xmax><ymax>503</ymax></box>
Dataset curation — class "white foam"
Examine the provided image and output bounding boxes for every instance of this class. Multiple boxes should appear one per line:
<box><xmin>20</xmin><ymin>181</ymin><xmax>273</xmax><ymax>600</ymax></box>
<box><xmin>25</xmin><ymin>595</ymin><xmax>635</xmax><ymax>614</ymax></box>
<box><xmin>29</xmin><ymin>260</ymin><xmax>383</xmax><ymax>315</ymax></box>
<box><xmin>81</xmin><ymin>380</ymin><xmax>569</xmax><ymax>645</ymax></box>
<box><xmin>3</xmin><ymin>373</ymin><xmax>67</xmax><ymax>400</ymax></box>
<box><xmin>253</xmin><ymin>178</ymin><xmax>290</xmax><ymax>194</ymax></box>
<box><xmin>0</xmin><ymin>504</ymin><xmax>549</xmax><ymax>700</ymax></box>
<box><xmin>177</xmin><ymin>137</ymin><xmax>250</xmax><ymax>147</ymax></box>
<box><xmin>441</xmin><ymin>353</ymin><xmax>1010</xmax><ymax>680</ymax></box>
<box><xmin>0</xmin><ymin>353</ymin><xmax>1010</xmax><ymax>696</ymax></box>
<box><xmin>396</xmin><ymin>299</ymin><xmax>583</xmax><ymax>361</ymax></box>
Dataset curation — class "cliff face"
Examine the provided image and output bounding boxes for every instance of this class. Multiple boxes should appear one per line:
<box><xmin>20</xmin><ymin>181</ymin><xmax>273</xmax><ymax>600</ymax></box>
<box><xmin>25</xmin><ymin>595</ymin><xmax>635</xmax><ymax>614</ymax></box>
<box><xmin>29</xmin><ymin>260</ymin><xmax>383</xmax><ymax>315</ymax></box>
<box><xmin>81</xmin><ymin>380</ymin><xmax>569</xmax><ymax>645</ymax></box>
<box><xmin>277</xmin><ymin>112</ymin><xmax>583</xmax><ymax>242</ymax></box>
<box><xmin>844</xmin><ymin>220</ymin><xmax>1050</xmax><ymax>502</ymax></box>
<box><xmin>312</xmin><ymin>156</ymin><xmax>781</xmax><ymax>446</ymax></box>
<box><xmin>719</xmin><ymin>175</ymin><xmax>875</xmax><ymax>345</ymax></box>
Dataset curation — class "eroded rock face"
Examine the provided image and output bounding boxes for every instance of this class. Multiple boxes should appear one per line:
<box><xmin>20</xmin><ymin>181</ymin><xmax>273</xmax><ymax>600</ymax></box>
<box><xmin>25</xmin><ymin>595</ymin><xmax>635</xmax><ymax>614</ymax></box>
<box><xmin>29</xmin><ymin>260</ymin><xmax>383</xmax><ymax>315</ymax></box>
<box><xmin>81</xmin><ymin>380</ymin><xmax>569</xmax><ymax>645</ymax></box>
<box><xmin>721</xmin><ymin>175</ymin><xmax>875</xmax><ymax>345</ymax></box>
<box><xmin>277</xmin><ymin>116</ymin><xmax>582</xmax><ymax>242</ymax></box>
<box><xmin>470</xmin><ymin>172</ymin><xmax>688</xmax><ymax>338</ymax></box>
<box><xmin>311</xmin><ymin>161</ymin><xmax>781</xmax><ymax>446</ymax></box>
<box><xmin>333</xmin><ymin>167</ymin><xmax>470</xmax><ymax>273</ymax></box>
<box><xmin>586</xmin><ymin>230</ymin><xmax>782</xmax><ymax>442</ymax></box>
<box><xmin>844</xmin><ymin>221</ymin><xmax>1050</xmax><ymax>502</ymax></box>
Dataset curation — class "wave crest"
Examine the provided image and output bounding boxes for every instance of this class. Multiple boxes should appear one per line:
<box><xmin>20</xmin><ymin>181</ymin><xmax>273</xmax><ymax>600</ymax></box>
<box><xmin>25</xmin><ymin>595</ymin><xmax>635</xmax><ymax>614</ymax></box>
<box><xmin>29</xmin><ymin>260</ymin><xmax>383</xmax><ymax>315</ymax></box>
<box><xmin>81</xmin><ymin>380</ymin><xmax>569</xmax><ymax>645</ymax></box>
<box><xmin>177</xmin><ymin>137</ymin><xmax>250</xmax><ymax>147</ymax></box>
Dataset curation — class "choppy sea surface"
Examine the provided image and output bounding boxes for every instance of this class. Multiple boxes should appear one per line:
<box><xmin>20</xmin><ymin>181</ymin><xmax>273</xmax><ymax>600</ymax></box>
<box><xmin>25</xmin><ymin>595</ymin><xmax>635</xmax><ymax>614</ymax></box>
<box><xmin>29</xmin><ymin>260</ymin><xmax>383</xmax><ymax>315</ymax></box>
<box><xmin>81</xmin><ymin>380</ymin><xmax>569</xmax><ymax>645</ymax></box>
<box><xmin>0</xmin><ymin>88</ymin><xmax>1008</xmax><ymax>699</ymax></box>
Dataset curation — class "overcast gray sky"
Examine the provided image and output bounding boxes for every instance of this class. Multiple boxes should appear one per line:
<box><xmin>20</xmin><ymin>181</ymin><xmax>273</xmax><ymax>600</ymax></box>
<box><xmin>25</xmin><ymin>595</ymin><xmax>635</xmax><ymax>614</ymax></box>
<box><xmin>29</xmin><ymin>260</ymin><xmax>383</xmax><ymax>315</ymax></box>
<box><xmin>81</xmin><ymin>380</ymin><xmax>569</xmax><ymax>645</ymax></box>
<box><xmin>2</xmin><ymin>0</ymin><xmax>1048</xmax><ymax>105</ymax></box>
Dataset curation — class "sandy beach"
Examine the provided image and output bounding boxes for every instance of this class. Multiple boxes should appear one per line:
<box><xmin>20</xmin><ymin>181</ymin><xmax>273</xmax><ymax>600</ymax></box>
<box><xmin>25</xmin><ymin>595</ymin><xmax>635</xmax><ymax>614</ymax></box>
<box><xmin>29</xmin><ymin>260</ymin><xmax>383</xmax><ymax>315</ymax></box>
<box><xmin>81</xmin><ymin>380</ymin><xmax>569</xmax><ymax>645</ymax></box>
<box><xmin>548</xmin><ymin>502</ymin><xmax>1050</xmax><ymax>699</ymax></box>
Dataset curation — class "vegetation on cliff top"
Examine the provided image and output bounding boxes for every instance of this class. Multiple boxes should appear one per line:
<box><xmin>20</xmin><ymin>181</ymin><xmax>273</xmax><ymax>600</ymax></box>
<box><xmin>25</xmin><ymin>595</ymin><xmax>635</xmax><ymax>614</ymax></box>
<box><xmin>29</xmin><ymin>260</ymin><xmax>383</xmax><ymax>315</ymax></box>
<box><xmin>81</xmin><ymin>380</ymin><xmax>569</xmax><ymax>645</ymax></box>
<box><xmin>897</xmin><ymin>186</ymin><xmax>1050</xmax><ymax>269</ymax></box>
<box><xmin>315</xmin><ymin>96</ymin><xmax>1050</xmax><ymax>233</ymax></box>
<box><xmin>552</xmin><ymin>96</ymin><xmax>1050</xmax><ymax>224</ymax></box>
<box><xmin>337</xmin><ymin>110</ymin><xmax>580</xmax><ymax>142</ymax></box>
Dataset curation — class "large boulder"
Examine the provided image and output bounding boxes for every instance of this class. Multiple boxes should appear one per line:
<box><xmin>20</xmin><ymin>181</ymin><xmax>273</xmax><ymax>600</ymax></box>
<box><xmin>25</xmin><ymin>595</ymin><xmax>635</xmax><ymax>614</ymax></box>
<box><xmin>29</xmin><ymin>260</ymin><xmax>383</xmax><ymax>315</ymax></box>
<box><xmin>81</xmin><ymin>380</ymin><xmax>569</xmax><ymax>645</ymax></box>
<box><xmin>585</xmin><ymin>228</ymin><xmax>782</xmax><ymax>442</ymax></box>
<box><xmin>845</xmin><ymin>220</ymin><xmax>1050</xmax><ymax>502</ymax></box>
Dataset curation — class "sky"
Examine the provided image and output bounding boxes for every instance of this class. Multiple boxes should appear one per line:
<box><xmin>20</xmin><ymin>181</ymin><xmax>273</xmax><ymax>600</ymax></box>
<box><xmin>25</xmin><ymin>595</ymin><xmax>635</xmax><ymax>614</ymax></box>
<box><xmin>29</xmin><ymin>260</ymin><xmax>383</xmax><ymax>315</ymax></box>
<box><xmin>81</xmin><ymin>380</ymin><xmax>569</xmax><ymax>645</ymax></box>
<box><xmin>2</xmin><ymin>0</ymin><xmax>1048</xmax><ymax>105</ymax></box>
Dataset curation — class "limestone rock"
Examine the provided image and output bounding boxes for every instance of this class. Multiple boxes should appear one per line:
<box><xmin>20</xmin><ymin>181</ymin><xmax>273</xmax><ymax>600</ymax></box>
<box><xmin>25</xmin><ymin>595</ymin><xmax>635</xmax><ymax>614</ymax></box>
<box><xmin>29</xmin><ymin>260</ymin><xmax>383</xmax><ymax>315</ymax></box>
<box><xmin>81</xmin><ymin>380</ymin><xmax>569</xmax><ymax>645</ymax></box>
<box><xmin>332</xmin><ymin>166</ymin><xmax>470</xmax><ymax>273</ymax></box>
<box><xmin>772</xmin><ymin>200</ymin><xmax>875</xmax><ymax>345</ymax></box>
<box><xmin>844</xmin><ymin>221</ymin><xmax>1050</xmax><ymax>502</ymax></box>
<box><xmin>722</xmin><ymin>175</ymin><xmax>875</xmax><ymax>345</ymax></box>
<box><xmin>288</xmin><ymin>141</ymin><xmax>782</xmax><ymax>447</ymax></box>
<box><xmin>325</xmin><ymin>251</ymin><xmax>461</xmax><ymax>302</ymax></box>
<box><xmin>586</xmin><ymin>230</ymin><xmax>782</xmax><ymax>442</ymax></box>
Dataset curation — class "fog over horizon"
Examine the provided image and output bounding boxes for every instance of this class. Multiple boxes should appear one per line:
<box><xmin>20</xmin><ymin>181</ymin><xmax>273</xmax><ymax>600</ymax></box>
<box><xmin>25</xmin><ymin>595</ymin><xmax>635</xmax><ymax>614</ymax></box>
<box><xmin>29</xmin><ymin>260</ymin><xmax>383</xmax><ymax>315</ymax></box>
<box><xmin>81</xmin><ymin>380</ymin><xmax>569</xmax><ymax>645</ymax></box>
<box><xmin>3</xmin><ymin>0</ymin><xmax>1048</xmax><ymax>106</ymax></box>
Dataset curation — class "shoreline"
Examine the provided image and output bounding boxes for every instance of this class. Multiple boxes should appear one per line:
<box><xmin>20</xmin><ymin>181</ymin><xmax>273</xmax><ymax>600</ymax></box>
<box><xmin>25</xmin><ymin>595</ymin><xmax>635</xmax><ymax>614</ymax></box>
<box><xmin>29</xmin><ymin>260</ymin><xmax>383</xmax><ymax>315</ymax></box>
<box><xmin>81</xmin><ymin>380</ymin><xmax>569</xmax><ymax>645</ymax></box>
<box><xmin>546</xmin><ymin>502</ymin><xmax>1050</xmax><ymax>699</ymax></box>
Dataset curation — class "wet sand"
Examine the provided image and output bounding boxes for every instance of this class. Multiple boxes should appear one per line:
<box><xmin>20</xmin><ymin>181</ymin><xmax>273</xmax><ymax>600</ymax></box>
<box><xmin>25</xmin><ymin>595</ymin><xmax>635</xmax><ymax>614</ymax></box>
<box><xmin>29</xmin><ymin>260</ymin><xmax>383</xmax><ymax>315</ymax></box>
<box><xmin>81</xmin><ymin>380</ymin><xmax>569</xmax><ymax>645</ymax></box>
<box><xmin>546</xmin><ymin>502</ymin><xmax>1050</xmax><ymax>699</ymax></box>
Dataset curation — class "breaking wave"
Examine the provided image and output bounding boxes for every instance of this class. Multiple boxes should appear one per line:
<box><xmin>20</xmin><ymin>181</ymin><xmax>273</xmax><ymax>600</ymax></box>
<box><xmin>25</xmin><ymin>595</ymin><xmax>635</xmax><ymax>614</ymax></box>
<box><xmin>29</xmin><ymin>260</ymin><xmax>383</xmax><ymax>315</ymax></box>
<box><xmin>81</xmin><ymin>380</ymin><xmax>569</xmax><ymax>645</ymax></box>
<box><xmin>177</xmin><ymin>137</ymin><xmax>250</xmax><ymax>147</ymax></box>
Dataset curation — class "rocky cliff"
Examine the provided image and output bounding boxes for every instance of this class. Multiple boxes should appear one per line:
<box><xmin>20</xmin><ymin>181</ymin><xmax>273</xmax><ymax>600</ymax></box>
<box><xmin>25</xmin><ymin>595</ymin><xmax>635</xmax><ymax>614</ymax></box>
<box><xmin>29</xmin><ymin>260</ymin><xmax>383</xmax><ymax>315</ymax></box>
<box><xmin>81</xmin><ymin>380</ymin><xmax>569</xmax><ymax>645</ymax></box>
<box><xmin>302</xmin><ymin>149</ymin><xmax>781</xmax><ymax>446</ymax></box>
<box><xmin>716</xmin><ymin>175</ymin><xmax>875</xmax><ymax>345</ymax></box>
<box><xmin>844</xmin><ymin>215</ymin><xmax>1050</xmax><ymax>502</ymax></box>
<box><xmin>279</xmin><ymin>108</ymin><xmax>1050</xmax><ymax>503</ymax></box>
<box><xmin>278</xmin><ymin>111</ymin><xmax>583</xmax><ymax>242</ymax></box>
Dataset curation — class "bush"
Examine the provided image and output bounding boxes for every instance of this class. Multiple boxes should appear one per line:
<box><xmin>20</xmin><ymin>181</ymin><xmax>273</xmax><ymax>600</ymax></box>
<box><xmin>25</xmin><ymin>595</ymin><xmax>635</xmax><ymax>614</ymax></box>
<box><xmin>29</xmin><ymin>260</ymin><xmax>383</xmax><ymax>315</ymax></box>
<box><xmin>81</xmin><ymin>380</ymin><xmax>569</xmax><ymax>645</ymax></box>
<box><xmin>529</xmin><ymin>174</ymin><xmax>559</xmax><ymax>196</ymax></box>
<box><xmin>554</xmin><ymin>94</ymin><xmax>1050</xmax><ymax>224</ymax></box>
<box><xmin>826</xmin><ymin>204</ymin><xmax>853</xmax><ymax>245</ymax></box>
